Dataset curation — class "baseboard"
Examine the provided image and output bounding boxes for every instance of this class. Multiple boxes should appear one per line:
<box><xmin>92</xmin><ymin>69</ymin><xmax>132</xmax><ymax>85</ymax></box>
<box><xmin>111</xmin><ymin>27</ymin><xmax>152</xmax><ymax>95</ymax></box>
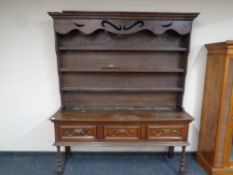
<box><xmin>212</xmin><ymin>168</ymin><xmax>233</xmax><ymax>175</ymax></box>
<box><xmin>196</xmin><ymin>152</ymin><xmax>212</xmax><ymax>175</ymax></box>
<box><xmin>196</xmin><ymin>152</ymin><xmax>233</xmax><ymax>175</ymax></box>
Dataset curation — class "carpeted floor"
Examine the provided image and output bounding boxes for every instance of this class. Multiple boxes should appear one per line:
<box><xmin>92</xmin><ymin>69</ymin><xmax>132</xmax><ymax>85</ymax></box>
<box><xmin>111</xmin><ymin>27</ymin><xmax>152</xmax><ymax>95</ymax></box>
<box><xmin>0</xmin><ymin>152</ymin><xmax>206</xmax><ymax>175</ymax></box>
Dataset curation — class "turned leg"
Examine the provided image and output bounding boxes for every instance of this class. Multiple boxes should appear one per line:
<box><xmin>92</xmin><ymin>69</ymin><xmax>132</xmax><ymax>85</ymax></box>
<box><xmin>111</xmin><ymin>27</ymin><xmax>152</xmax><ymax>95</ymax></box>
<box><xmin>65</xmin><ymin>146</ymin><xmax>71</xmax><ymax>160</ymax></box>
<box><xmin>179</xmin><ymin>146</ymin><xmax>186</xmax><ymax>175</ymax></box>
<box><xmin>168</xmin><ymin>146</ymin><xmax>174</xmax><ymax>158</ymax></box>
<box><xmin>56</xmin><ymin>146</ymin><xmax>63</xmax><ymax>175</ymax></box>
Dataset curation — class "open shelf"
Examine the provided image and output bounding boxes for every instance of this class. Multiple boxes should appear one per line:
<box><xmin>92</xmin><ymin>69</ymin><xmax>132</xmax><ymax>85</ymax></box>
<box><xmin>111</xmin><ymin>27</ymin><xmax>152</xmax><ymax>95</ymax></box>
<box><xmin>60</xmin><ymin>68</ymin><xmax>185</xmax><ymax>73</ymax></box>
<box><xmin>58</xmin><ymin>47</ymin><xmax>188</xmax><ymax>52</ymax></box>
<box><xmin>61</xmin><ymin>87</ymin><xmax>184</xmax><ymax>92</ymax></box>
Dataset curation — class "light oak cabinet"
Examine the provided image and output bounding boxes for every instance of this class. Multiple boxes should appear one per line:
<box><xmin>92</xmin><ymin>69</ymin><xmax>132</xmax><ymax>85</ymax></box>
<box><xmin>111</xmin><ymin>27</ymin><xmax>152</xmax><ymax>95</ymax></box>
<box><xmin>197</xmin><ymin>41</ymin><xmax>233</xmax><ymax>175</ymax></box>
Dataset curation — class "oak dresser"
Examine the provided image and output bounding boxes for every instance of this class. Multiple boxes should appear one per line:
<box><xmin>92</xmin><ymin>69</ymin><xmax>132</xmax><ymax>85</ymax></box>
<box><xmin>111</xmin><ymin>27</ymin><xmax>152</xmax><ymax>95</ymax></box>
<box><xmin>48</xmin><ymin>11</ymin><xmax>199</xmax><ymax>175</ymax></box>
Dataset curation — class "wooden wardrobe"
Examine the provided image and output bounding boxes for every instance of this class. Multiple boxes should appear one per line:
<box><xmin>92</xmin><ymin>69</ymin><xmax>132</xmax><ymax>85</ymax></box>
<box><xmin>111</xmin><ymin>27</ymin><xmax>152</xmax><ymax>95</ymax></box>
<box><xmin>48</xmin><ymin>11</ymin><xmax>199</xmax><ymax>175</ymax></box>
<box><xmin>197</xmin><ymin>41</ymin><xmax>233</xmax><ymax>175</ymax></box>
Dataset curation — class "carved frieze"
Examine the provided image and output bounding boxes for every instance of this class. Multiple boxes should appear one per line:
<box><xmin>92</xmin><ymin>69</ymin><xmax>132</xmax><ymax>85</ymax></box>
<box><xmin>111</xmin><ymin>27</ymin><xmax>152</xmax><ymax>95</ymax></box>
<box><xmin>53</xmin><ymin>19</ymin><xmax>192</xmax><ymax>35</ymax></box>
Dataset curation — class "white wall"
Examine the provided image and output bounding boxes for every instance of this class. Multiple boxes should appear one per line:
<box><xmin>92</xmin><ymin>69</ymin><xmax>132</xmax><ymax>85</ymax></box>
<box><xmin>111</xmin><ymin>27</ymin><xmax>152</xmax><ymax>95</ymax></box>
<box><xmin>0</xmin><ymin>0</ymin><xmax>233</xmax><ymax>152</ymax></box>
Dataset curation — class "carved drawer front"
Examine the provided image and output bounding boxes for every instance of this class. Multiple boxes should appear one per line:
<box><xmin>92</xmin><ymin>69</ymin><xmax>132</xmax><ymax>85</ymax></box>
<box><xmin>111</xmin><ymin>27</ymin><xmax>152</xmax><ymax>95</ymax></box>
<box><xmin>104</xmin><ymin>126</ymin><xmax>141</xmax><ymax>140</ymax></box>
<box><xmin>60</xmin><ymin>125</ymin><xmax>97</xmax><ymax>141</ymax></box>
<box><xmin>147</xmin><ymin>125</ymin><xmax>184</xmax><ymax>141</ymax></box>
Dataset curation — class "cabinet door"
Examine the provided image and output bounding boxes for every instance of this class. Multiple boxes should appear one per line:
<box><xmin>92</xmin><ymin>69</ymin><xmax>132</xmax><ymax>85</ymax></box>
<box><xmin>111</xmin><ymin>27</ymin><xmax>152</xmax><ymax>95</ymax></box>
<box><xmin>229</xmin><ymin>88</ymin><xmax>233</xmax><ymax>166</ymax></box>
<box><xmin>224</xmin><ymin>87</ymin><xmax>233</xmax><ymax>167</ymax></box>
<box><xmin>223</xmin><ymin>59</ymin><xmax>233</xmax><ymax>167</ymax></box>
<box><xmin>230</xmin><ymin>128</ymin><xmax>233</xmax><ymax>164</ymax></box>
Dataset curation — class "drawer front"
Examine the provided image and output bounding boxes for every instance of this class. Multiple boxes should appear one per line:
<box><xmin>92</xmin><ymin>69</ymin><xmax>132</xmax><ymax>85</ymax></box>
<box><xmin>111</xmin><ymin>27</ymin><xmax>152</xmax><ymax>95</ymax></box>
<box><xmin>59</xmin><ymin>125</ymin><xmax>97</xmax><ymax>141</ymax></box>
<box><xmin>147</xmin><ymin>125</ymin><xmax>185</xmax><ymax>141</ymax></box>
<box><xmin>104</xmin><ymin>126</ymin><xmax>141</xmax><ymax>140</ymax></box>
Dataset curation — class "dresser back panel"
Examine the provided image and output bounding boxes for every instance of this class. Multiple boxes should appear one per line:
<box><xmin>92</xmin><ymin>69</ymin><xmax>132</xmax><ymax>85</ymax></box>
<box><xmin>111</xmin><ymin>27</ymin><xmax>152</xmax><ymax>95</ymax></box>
<box><xmin>60</xmin><ymin>51</ymin><xmax>185</xmax><ymax>71</ymax></box>
<box><xmin>62</xmin><ymin>73</ymin><xmax>183</xmax><ymax>88</ymax></box>
<box><xmin>58</xmin><ymin>30</ymin><xmax>189</xmax><ymax>50</ymax></box>
<box><xmin>63</xmin><ymin>92</ymin><xmax>180</xmax><ymax>110</ymax></box>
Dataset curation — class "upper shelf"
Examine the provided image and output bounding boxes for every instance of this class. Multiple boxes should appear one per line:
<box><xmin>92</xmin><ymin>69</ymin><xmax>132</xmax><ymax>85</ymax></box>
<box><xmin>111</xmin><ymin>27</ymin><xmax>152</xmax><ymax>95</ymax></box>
<box><xmin>60</xmin><ymin>68</ymin><xmax>185</xmax><ymax>73</ymax></box>
<box><xmin>61</xmin><ymin>87</ymin><xmax>184</xmax><ymax>93</ymax></box>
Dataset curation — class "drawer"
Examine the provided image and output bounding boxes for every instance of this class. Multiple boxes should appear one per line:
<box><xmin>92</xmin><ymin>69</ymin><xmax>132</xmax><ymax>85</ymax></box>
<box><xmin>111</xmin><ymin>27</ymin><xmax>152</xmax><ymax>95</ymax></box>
<box><xmin>104</xmin><ymin>126</ymin><xmax>141</xmax><ymax>140</ymax></box>
<box><xmin>58</xmin><ymin>125</ymin><xmax>97</xmax><ymax>141</ymax></box>
<box><xmin>147</xmin><ymin>125</ymin><xmax>185</xmax><ymax>141</ymax></box>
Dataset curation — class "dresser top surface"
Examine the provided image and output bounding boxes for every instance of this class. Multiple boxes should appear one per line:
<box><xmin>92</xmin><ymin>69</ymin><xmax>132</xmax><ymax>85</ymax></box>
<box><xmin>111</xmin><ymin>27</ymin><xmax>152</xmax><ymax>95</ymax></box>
<box><xmin>51</xmin><ymin>110</ymin><xmax>193</xmax><ymax>122</ymax></box>
<box><xmin>205</xmin><ymin>40</ymin><xmax>233</xmax><ymax>47</ymax></box>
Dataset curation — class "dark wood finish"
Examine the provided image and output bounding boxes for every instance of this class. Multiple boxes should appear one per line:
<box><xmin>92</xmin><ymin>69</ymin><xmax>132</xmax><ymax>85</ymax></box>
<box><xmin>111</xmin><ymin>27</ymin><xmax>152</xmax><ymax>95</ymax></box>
<box><xmin>56</xmin><ymin>146</ymin><xmax>63</xmax><ymax>175</ymax></box>
<box><xmin>52</xmin><ymin>111</ymin><xmax>192</xmax><ymax>143</ymax></box>
<box><xmin>168</xmin><ymin>146</ymin><xmax>175</xmax><ymax>158</ymax></box>
<box><xmin>197</xmin><ymin>41</ymin><xmax>233</xmax><ymax>175</ymax></box>
<box><xmin>54</xmin><ymin>141</ymin><xmax>190</xmax><ymax>147</ymax></box>
<box><xmin>59</xmin><ymin>125</ymin><xmax>97</xmax><ymax>141</ymax></box>
<box><xmin>103</xmin><ymin>126</ymin><xmax>141</xmax><ymax>140</ymax></box>
<box><xmin>51</xmin><ymin>110</ymin><xmax>194</xmax><ymax>122</ymax></box>
<box><xmin>65</xmin><ymin>146</ymin><xmax>71</xmax><ymax>160</ymax></box>
<box><xmin>147</xmin><ymin>124</ymin><xmax>187</xmax><ymax>141</ymax></box>
<box><xmin>179</xmin><ymin>146</ymin><xmax>186</xmax><ymax>175</ymax></box>
<box><xmin>48</xmin><ymin>11</ymin><xmax>198</xmax><ymax>175</ymax></box>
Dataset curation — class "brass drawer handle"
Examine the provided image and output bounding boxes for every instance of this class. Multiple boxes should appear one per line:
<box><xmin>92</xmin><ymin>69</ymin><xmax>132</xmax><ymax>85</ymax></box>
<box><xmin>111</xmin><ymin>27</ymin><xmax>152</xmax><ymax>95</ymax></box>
<box><xmin>107</xmin><ymin>128</ymin><xmax>135</xmax><ymax>137</ymax></box>
<box><xmin>151</xmin><ymin>128</ymin><xmax>180</xmax><ymax>136</ymax></box>
<box><xmin>73</xmin><ymin>128</ymin><xmax>92</xmax><ymax>135</ymax></box>
<box><xmin>161</xmin><ymin>128</ymin><xmax>177</xmax><ymax>134</ymax></box>
<box><xmin>64</xmin><ymin>128</ymin><xmax>92</xmax><ymax>136</ymax></box>
<box><xmin>116</xmin><ymin>128</ymin><xmax>127</xmax><ymax>134</ymax></box>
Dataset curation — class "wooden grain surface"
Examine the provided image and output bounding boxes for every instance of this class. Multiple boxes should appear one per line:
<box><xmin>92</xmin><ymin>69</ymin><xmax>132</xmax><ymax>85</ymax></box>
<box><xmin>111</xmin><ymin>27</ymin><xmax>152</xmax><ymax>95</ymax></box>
<box><xmin>197</xmin><ymin>41</ymin><xmax>233</xmax><ymax>175</ymax></box>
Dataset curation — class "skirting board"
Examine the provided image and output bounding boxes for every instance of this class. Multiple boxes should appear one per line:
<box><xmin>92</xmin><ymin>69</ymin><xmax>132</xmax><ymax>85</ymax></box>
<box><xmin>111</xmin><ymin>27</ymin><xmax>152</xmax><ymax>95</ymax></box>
<box><xmin>196</xmin><ymin>152</ymin><xmax>233</xmax><ymax>175</ymax></box>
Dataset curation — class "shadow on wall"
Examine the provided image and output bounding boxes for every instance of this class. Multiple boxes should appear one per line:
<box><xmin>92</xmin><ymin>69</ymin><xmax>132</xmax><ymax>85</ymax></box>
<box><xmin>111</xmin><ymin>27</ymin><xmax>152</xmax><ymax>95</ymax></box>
<box><xmin>184</xmin><ymin>45</ymin><xmax>208</xmax><ymax>149</ymax></box>
<box><xmin>12</xmin><ymin>119</ymin><xmax>55</xmax><ymax>151</ymax></box>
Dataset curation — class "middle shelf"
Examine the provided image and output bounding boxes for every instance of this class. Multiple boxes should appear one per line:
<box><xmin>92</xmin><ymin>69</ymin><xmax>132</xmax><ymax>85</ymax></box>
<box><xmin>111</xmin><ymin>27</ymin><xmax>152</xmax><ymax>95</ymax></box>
<box><xmin>61</xmin><ymin>87</ymin><xmax>184</xmax><ymax>93</ymax></box>
<box><xmin>60</xmin><ymin>68</ymin><xmax>185</xmax><ymax>73</ymax></box>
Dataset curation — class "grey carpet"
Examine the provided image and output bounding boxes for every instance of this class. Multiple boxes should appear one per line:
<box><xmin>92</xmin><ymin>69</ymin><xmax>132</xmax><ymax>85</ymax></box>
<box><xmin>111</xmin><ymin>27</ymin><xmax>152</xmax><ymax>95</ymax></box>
<box><xmin>0</xmin><ymin>152</ymin><xmax>206</xmax><ymax>175</ymax></box>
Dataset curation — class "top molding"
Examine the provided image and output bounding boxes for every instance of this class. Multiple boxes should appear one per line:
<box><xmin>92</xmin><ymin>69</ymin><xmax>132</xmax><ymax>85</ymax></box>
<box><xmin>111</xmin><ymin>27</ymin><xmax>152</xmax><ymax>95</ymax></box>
<box><xmin>48</xmin><ymin>11</ymin><xmax>199</xmax><ymax>35</ymax></box>
<box><xmin>48</xmin><ymin>11</ymin><xmax>199</xmax><ymax>20</ymax></box>
<box><xmin>205</xmin><ymin>41</ymin><xmax>233</xmax><ymax>55</ymax></box>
